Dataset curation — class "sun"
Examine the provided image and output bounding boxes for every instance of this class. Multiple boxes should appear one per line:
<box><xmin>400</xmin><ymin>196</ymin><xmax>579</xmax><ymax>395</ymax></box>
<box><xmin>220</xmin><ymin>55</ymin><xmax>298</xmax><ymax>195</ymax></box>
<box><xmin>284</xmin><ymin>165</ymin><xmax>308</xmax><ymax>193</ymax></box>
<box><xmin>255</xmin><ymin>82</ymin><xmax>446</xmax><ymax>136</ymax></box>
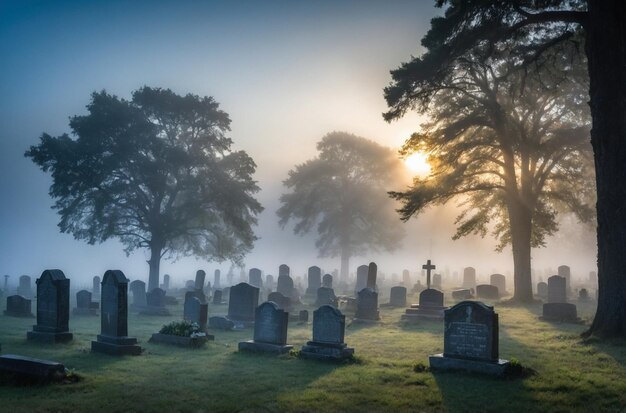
<box><xmin>404</xmin><ymin>152</ymin><xmax>431</xmax><ymax>177</ymax></box>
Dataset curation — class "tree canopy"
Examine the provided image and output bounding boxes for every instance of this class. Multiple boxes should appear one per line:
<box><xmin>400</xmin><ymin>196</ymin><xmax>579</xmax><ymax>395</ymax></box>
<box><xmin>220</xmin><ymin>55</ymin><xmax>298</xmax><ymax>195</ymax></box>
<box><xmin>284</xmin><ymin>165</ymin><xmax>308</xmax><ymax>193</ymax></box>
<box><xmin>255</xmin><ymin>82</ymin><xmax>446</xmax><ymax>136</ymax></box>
<box><xmin>277</xmin><ymin>132</ymin><xmax>406</xmax><ymax>280</ymax></box>
<box><xmin>26</xmin><ymin>87</ymin><xmax>263</xmax><ymax>291</ymax></box>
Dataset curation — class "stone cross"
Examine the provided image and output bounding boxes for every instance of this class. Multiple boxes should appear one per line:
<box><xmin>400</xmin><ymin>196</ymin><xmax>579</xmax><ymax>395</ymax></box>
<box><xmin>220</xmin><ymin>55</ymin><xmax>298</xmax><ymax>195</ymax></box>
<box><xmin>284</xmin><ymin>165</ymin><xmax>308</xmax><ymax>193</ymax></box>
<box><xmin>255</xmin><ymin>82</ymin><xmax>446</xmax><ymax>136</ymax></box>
<box><xmin>422</xmin><ymin>259</ymin><xmax>436</xmax><ymax>289</ymax></box>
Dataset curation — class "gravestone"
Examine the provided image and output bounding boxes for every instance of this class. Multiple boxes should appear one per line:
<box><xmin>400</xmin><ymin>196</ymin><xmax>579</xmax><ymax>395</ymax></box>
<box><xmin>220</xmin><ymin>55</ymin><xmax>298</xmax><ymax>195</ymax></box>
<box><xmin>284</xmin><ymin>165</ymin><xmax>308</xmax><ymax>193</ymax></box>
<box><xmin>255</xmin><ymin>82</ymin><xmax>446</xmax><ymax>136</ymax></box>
<box><xmin>195</xmin><ymin>270</ymin><xmax>206</xmax><ymax>291</ymax></box>
<box><xmin>429</xmin><ymin>301</ymin><xmax>509</xmax><ymax>375</ymax></box>
<box><xmin>129</xmin><ymin>280</ymin><xmax>147</xmax><ymax>309</ymax></box>
<box><xmin>17</xmin><ymin>275</ymin><xmax>32</xmax><ymax>298</ymax></box>
<box><xmin>299</xmin><ymin>310</ymin><xmax>309</xmax><ymax>322</ymax></box>
<box><xmin>185</xmin><ymin>280</ymin><xmax>195</xmax><ymax>290</ymax></box>
<box><xmin>209</xmin><ymin>316</ymin><xmax>235</xmax><ymax>330</ymax></box>
<box><xmin>276</xmin><ymin>269</ymin><xmax>294</xmax><ymax>298</ymax></box>
<box><xmin>402</xmin><ymin>269</ymin><xmax>411</xmax><ymax>287</ymax></box>
<box><xmin>4</xmin><ymin>295</ymin><xmax>33</xmax><ymax>317</ymax></box>
<box><xmin>141</xmin><ymin>287</ymin><xmax>171</xmax><ymax>315</ymax></box>
<box><xmin>0</xmin><ymin>354</ymin><xmax>67</xmax><ymax>382</ymax></box>
<box><xmin>355</xmin><ymin>288</ymin><xmax>380</xmax><ymax>321</ymax></box>
<box><xmin>490</xmin><ymin>274</ymin><xmax>506</xmax><ymax>295</ymax></box>
<box><xmin>452</xmin><ymin>289</ymin><xmax>473</xmax><ymax>300</ymax></box>
<box><xmin>315</xmin><ymin>287</ymin><xmax>338</xmax><ymax>307</ymax></box>
<box><xmin>238</xmin><ymin>301</ymin><xmax>293</xmax><ymax>354</ymax></box>
<box><xmin>558</xmin><ymin>265</ymin><xmax>571</xmax><ymax>295</ymax></box>
<box><xmin>212</xmin><ymin>289</ymin><xmax>225</xmax><ymax>305</ymax></box>
<box><xmin>355</xmin><ymin>265</ymin><xmax>368</xmax><ymax>295</ymax></box>
<box><xmin>542</xmin><ymin>276</ymin><xmax>578</xmax><ymax>322</ymax></box>
<box><xmin>537</xmin><ymin>282</ymin><xmax>548</xmax><ymax>299</ymax></box>
<box><xmin>27</xmin><ymin>270</ymin><xmax>73</xmax><ymax>343</ymax></box>
<box><xmin>222</xmin><ymin>287</ymin><xmax>231</xmax><ymax>303</ymax></box>
<box><xmin>92</xmin><ymin>276</ymin><xmax>101</xmax><ymax>297</ymax></box>
<box><xmin>183</xmin><ymin>292</ymin><xmax>210</xmax><ymax>333</ymax></box>
<box><xmin>91</xmin><ymin>270</ymin><xmax>141</xmax><ymax>355</ymax></box>
<box><xmin>279</xmin><ymin>264</ymin><xmax>290</xmax><ymax>278</ymax></box>
<box><xmin>227</xmin><ymin>282</ymin><xmax>259</xmax><ymax>326</ymax></box>
<box><xmin>476</xmin><ymin>284</ymin><xmax>499</xmax><ymax>300</ymax></box>
<box><xmin>266</xmin><ymin>274</ymin><xmax>275</xmax><ymax>290</ymax></box>
<box><xmin>322</xmin><ymin>273</ymin><xmax>333</xmax><ymax>288</ymax></box>
<box><xmin>162</xmin><ymin>274</ymin><xmax>170</xmax><ymax>290</ymax></box>
<box><xmin>389</xmin><ymin>286</ymin><xmax>407</xmax><ymax>307</ymax></box>
<box><xmin>432</xmin><ymin>273</ymin><xmax>442</xmax><ymax>290</ymax></box>
<box><xmin>578</xmin><ymin>288</ymin><xmax>590</xmax><ymax>301</ymax></box>
<box><xmin>301</xmin><ymin>305</ymin><xmax>354</xmax><ymax>361</ymax></box>
<box><xmin>214</xmin><ymin>269</ymin><xmax>221</xmax><ymax>289</ymax></box>
<box><xmin>366</xmin><ymin>262</ymin><xmax>377</xmax><ymax>289</ymax></box>
<box><xmin>305</xmin><ymin>266</ymin><xmax>322</xmax><ymax>299</ymax></box>
<box><xmin>73</xmin><ymin>289</ymin><xmax>97</xmax><ymax>316</ymax></box>
<box><xmin>268</xmin><ymin>291</ymin><xmax>292</xmax><ymax>311</ymax></box>
<box><xmin>249</xmin><ymin>268</ymin><xmax>263</xmax><ymax>289</ymax></box>
<box><xmin>402</xmin><ymin>288</ymin><xmax>447</xmax><ymax>321</ymax></box>
<box><xmin>462</xmin><ymin>267</ymin><xmax>476</xmax><ymax>289</ymax></box>
<box><xmin>547</xmin><ymin>275</ymin><xmax>567</xmax><ymax>303</ymax></box>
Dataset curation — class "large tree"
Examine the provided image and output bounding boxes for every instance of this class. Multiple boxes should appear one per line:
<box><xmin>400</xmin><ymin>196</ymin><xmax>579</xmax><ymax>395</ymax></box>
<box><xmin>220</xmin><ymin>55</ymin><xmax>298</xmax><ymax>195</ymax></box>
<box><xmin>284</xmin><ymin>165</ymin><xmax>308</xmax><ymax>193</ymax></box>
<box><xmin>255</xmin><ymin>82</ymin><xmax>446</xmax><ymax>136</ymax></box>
<box><xmin>277</xmin><ymin>132</ymin><xmax>406</xmax><ymax>280</ymax></box>
<box><xmin>383</xmin><ymin>0</ymin><xmax>626</xmax><ymax>336</ymax></box>
<box><xmin>26</xmin><ymin>87</ymin><xmax>263</xmax><ymax>291</ymax></box>
<box><xmin>389</xmin><ymin>55</ymin><xmax>594</xmax><ymax>302</ymax></box>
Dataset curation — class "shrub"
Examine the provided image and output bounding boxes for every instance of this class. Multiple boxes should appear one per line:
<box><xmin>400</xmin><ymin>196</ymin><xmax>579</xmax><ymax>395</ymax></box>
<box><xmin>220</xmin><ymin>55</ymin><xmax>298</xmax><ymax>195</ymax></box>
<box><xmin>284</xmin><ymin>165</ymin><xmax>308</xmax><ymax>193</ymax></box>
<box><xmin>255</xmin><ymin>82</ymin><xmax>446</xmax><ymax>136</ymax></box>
<box><xmin>159</xmin><ymin>321</ymin><xmax>204</xmax><ymax>337</ymax></box>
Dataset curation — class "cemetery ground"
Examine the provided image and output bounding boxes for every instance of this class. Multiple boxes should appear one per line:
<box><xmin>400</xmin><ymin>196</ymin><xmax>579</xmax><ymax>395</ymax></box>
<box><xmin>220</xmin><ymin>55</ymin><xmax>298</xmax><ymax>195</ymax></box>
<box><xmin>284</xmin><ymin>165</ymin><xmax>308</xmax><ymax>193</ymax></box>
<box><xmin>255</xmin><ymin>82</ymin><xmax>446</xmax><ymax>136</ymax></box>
<box><xmin>1</xmin><ymin>297</ymin><xmax>625</xmax><ymax>413</ymax></box>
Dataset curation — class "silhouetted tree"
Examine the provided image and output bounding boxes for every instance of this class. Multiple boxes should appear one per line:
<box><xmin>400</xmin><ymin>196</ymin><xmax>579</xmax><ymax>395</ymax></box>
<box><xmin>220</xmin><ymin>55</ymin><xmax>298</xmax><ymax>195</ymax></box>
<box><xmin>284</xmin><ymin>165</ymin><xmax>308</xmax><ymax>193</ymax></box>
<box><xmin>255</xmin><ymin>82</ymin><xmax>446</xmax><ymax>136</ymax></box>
<box><xmin>277</xmin><ymin>132</ymin><xmax>406</xmax><ymax>280</ymax></box>
<box><xmin>384</xmin><ymin>0</ymin><xmax>626</xmax><ymax>336</ymax></box>
<box><xmin>26</xmin><ymin>87</ymin><xmax>263</xmax><ymax>291</ymax></box>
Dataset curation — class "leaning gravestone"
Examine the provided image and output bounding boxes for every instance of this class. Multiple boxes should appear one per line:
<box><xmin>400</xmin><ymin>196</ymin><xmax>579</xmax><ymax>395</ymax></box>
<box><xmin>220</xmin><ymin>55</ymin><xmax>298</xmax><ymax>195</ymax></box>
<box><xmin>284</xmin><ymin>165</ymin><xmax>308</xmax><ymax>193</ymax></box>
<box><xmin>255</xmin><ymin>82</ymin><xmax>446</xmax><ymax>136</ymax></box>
<box><xmin>490</xmin><ymin>274</ymin><xmax>506</xmax><ymax>295</ymax></box>
<box><xmin>129</xmin><ymin>280</ymin><xmax>147</xmax><ymax>309</ymax></box>
<box><xmin>542</xmin><ymin>275</ymin><xmax>579</xmax><ymax>322</ymax></box>
<box><xmin>183</xmin><ymin>292</ymin><xmax>210</xmax><ymax>334</ymax></box>
<box><xmin>389</xmin><ymin>286</ymin><xmax>407</xmax><ymax>307</ymax></box>
<box><xmin>238</xmin><ymin>301</ymin><xmax>293</xmax><ymax>354</ymax></box>
<box><xmin>402</xmin><ymin>288</ymin><xmax>447</xmax><ymax>321</ymax></box>
<box><xmin>322</xmin><ymin>273</ymin><xmax>333</xmax><ymax>288</ymax></box>
<box><xmin>17</xmin><ymin>275</ymin><xmax>32</xmax><ymax>298</ymax></box>
<box><xmin>91</xmin><ymin>270</ymin><xmax>141</xmax><ymax>355</ymax></box>
<box><xmin>476</xmin><ymin>284</ymin><xmax>499</xmax><ymax>300</ymax></box>
<box><xmin>462</xmin><ymin>267</ymin><xmax>476</xmax><ymax>289</ymax></box>
<box><xmin>429</xmin><ymin>300</ymin><xmax>509</xmax><ymax>375</ymax></box>
<box><xmin>249</xmin><ymin>268</ymin><xmax>263</xmax><ymax>289</ymax></box>
<box><xmin>0</xmin><ymin>354</ymin><xmax>67</xmax><ymax>383</ymax></box>
<box><xmin>4</xmin><ymin>295</ymin><xmax>34</xmax><ymax>317</ymax></box>
<box><xmin>27</xmin><ymin>270</ymin><xmax>73</xmax><ymax>343</ymax></box>
<box><xmin>305</xmin><ymin>266</ymin><xmax>322</xmax><ymax>299</ymax></box>
<box><xmin>315</xmin><ymin>287</ymin><xmax>337</xmax><ymax>307</ymax></box>
<box><xmin>194</xmin><ymin>270</ymin><xmax>206</xmax><ymax>291</ymax></box>
<box><xmin>227</xmin><ymin>282</ymin><xmax>259</xmax><ymax>326</ymax></box>
<box><xmin>355</xmin><ymin>265</ymin><xmax>368</xmax><ymax>295</ymax></box>
<box><xmin>354</xmin><ymin>288</ymin><xmax>380</xmax><ymax>321</ymax></box>
<box><xmin>301</xmin><ymin>305</ymin><xmax>354</xmax><ymax>361</ymax></box>
<box><xmin>73</xmin><ymin>290</ymin><xmax>97</xmax><ymax>316</ymax></box>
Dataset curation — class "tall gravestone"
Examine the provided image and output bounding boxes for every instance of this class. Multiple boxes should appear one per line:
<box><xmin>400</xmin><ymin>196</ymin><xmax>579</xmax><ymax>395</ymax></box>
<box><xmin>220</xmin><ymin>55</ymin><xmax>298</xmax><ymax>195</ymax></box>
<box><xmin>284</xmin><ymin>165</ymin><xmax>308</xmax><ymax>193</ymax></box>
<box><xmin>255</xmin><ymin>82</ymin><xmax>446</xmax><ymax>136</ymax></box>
<box><xmin>162</xmin><ymin>274</ymin><xmax>170</xmax><ymax>290</ymax></box>
<box><xmin>548</xmin><ymin>275</ymin><xmax>567</xmax><ymax>303</ymax></box>
<box><xmin>266</xmin><ymin>274</ymin><xmax>274</xmax><ymax>290</ymax></box>
<box><xmin>322</xmin><ymin>273</ymin><xmax>333</xmax><ymax>288</ymax></box>
<box><xmin>402</xmin><ymin>269</ymin><xmax>411</xmax><ymax>287</ymax></box>
<box><xmin>316</xmin><ymin>287</ymin><xmax>338</xmax><ymax>307</ymax></box>
<box><xmin>277</xmin><ymin>266</ymin><xmax>294</xmax><ymax>298</ymax></box>
<box><xmin>91</xmin><ymin>270</ymin><xmax>141</xmax><ymax>355</ymax></box>
<box><xmin>92</xmin><ymin>276</ymin><xmax>101</xmax><ymax>297</ymax></box>
<box><xmin>227</xmin><ymin>282</ymin><xmax>259</xmax><ymax>326</ymax></box>
<box><xmin>4</xmin><ymin>295</ymin><xmax>33</xmax><ymax>317</ymax></box>
<box><xmin>558</xmin><ymin>265</ymin><xmax>571</xmax><ymax>295</ymax></box>
<box><xmin>249</xmin><ymin>268</ymin><xmax>263</xmax><ymax>289</ymax></box>
<box><xmin>27</xmin><ymin>270</ymin><xmax>73</xmax><ymax>343</ymax></box>
<box><xmin>432</xmin><ymin>273</ymin><xmax>442</xmax><ymax>290</ymax></box>
<box><xmin>184</xmin><ymin>292</ymin><xmax>209</xmax><ymax>332</ymax></box>
<box><xmin>429</xmin><ymin>301</ymin><xmax>509</xmax><ymax>375</ymax></box>
<box><xmin>214</xmin><ymin>270</ymin><xmax>221</xmax><ymax>288</ymax></box>
<box><xmin>238</xmin><ymin>301</ymin><xmax>293</xmax><ymax>354</ymax></box>
<box><xmin>129</xmin><ymin>280</ymin><xmax>147</xmax><ymax>309</ymax></box>
<box><xmin>389</xmin><ymin>286</ymin><xmax>407</xmax><ymax>307</ymax></box>
<box><xmin>355</xmin><ymin>265</ymin><xmax>368</xmax><ymax>295</ymax></box>
<box><xmin>195</xmin><ymin>270</ymin><xmax>206</xmax><ymax>291</ymax></box>
<box><xmin>301</xmin><ymin>305</ymin><xmax>354</xmax><ymax>360</ymax></box>
<box><xmin>366</xmin><ymin>262</ymin><xmax>377</xmax><ymax>289</ymax></box>
<box><xmin>73</xmin><ymin>289</ymin><xmax>97</xmax><ymax>316</ymax></box>
<box><xmin>542</xmin><ymin>275</ymin><xmax>578</xmax><ymax>322</ymax></box>
<box><xmin>305</xmin><ymin>266</ymin><xmax>322</xmax><ymax>298</ymax></box>
<box><xmin>17</xmin><ymin>275</ymin><xmax>32</xmax><ymax>298</ymax></box>
<box><xmin>355</xmin><ymin>288</ymin><xmax>380</xmax><ymax>321</ymax></box>
<box><xmin>462</xmin><ymin>267</ymin><xmax>476</xmax><ymax>289</ymax></box>
<box><xmin>490</xmin><ymin>274</ymin><xmax>506</xmax><ymax>295</ymax></box>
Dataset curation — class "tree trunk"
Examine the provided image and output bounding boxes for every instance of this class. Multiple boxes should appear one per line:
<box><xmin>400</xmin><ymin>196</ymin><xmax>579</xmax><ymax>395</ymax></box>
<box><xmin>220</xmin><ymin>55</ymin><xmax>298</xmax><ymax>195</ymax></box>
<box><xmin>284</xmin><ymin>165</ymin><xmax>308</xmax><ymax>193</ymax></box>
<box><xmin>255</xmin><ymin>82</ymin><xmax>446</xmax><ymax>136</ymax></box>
<box><xmin>585</xmin><ymin>0</ymin><xmax>626</xmax><ymax>337</ymax></box>
<box><xmin>508</xmin><ymin>200</ymin><xmax>534</xmax><ymax>303</ymax></box>
<box><xmin>147</xmin><ymin>240</ymin><xmax>163</xmax><ymax>292</ymax></box>
<box><xmin>340</xmin><ymin>247</ymin><xmax>350</xmax><ymax>282</ymax></box>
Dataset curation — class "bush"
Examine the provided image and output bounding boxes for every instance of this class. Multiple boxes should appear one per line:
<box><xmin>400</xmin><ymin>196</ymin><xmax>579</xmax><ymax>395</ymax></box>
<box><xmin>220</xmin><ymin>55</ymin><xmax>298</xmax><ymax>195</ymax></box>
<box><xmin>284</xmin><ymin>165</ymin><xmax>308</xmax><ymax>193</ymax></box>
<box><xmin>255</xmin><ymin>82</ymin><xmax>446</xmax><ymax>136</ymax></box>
<box><xmin>159</xmin><ymin>321</ymin><xmax>204</xmax><ymax>337</ymax></box>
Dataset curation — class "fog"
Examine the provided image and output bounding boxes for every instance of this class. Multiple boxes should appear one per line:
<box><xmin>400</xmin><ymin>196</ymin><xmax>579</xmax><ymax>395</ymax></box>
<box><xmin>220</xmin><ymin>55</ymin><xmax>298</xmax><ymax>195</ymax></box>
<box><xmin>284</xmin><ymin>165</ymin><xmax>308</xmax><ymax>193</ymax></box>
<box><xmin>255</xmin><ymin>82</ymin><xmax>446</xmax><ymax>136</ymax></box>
<box><xmin>0</xmin><ymin>1</ymin><xmax>597</xmax><ymax>292</ymax></box>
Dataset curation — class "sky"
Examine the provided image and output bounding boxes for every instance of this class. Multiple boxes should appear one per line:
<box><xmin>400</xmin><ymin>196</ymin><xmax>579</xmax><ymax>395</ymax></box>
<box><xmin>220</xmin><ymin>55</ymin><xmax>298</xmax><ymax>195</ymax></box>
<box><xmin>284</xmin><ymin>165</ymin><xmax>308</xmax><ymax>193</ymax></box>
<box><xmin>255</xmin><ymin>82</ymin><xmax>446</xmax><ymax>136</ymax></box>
<box><xmin>0</xmin><ymin>0</ymin><xmax>597</xmax><ymax>290</ymax></box>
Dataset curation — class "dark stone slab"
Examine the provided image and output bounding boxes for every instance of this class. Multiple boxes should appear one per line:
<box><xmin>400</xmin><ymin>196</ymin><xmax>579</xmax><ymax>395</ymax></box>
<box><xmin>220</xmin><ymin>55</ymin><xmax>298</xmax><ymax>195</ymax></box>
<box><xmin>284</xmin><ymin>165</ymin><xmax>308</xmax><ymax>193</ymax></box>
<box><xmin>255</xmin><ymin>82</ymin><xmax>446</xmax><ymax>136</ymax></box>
<box><xmin>212</xmin><ymin>289</ymin><xmax>225</xmax><ymax>305</ymax></box>
<box><xmin>209</xmin><ymin>316</ymin><xmax>235</xmax><ymax>330</ymax></box>
<box><xmin>490</xmin><ymin>274</ymin><xmax>506</xmax><ymax>295</ymax></box>
<box><xmin>541</xmin><ymin>302</ymin><xmax>580</xmax><ymax>322</ymax></box>
<box><xmin>462</xmin><ymin>267</ymin><xmax>476</xmax><ymax>289</ymax></box>
<box><xmin>299</xmin><ymin>310</ymin><xmax>309</xmax><ymax>323</ymax></box>
<box><xmin>366</xmin><ymin>262</ymin><xmax>377</xmax><ymax>289</ymax></box>
<box><xmin>548</xmin><ymin>275</ymin><xmax>567</xmax><ymax>303</ymax></box>
<box><xmin>443</xmin><ymin>301</ymin><xmax>498</xmax><ymax>361</ymax></box>
<box><xmin>537</xmin><ymin>282</ymin><xmax>548</xmax><ymax>298</ymax></box>
<box><xmin>355</xmin><ymin>265</ymin><xmax>368</xmax><ymax>295</ymax></box>
<box><xmin>184</xmin><ymin>293</ymin><xmax>208</xmax><ymax>331</ymax></box>
<box><xmin>476</xmin><ymin>284</ymin><xmax>499</xmax><ymax>300</ymax></box>
<box><xmin>355</xmin><ymin>288</ymin><xmax>379</xmax><ymax>321</ymax></box>
<box><xmin>429</xmin><ymin>353</ymin><xmax>509</xmax><ymax>376</ymax></box>
<box><xmin>300</xmin><ymin>305</ymin><xmax>354</xmax><ymax>361</ymax></box>
<box><xmin>315</xmin><ymin>287</ymin><xmax>337</xmax><ymax>307</ymax></box>
<box><xmin>194</xmin><ymin>270</ymin><xmax>206</xmax><ymax>291</ymax></box>
<box><xmin>129</xmin><ymin>280</ymin><xmax>147</xmax><ymax>308</ymax></box>
<box><xmin>27</xmin><ymin>269</ymin><xmax>73</xmax><ymax>343</ymax></box>
<box><xmin>0</xmin><ymin>354</ymin><xmax>66</xmax><ymax>381</ymax></box>
<box><xmin>73</xmin><ymin>290</ymin><xmax>97</xmax><ymax>316</ymax></box>
<box><xmin>305</xmin><ymin>266</ymin><xmax>322</xmax><ymax>298</ymax></box>
<box><xmin>253</xmin><ymin>301</ymin><xmax>289</xmax><ymax>345</ymax></box>
<box><xmin>277</xmin><ymin>266</ymin><xmax>294</xmax><ymax>298</ymax></box>
<box><xmin>249</xmin><ymin>268</ymin><xmax>263</xmax><ymax>289</ymax></box>
<box><xmin>4</xmin><ymin>295</ymin><xmax>34</xmax><ymax>317</ymax></box>
<box><xmin>389</xmin><ymin>286</ymin><xmax>407</xmax><ymax>307</ymax></box>
<box><xmin>228</xmin><ymin>282</ymin><xmax>259</xmax><ymax>323</ymax></box>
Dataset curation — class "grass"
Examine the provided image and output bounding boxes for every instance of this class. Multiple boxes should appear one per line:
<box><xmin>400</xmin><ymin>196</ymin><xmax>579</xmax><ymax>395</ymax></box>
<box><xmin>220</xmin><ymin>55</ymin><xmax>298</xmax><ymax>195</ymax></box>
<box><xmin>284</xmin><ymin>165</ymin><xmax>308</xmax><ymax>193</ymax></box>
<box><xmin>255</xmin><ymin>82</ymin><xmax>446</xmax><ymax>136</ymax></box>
<box><xmin>1</xmin><ymin>294</ymin><xmax>625</xmax><ymax>413</ymax></box>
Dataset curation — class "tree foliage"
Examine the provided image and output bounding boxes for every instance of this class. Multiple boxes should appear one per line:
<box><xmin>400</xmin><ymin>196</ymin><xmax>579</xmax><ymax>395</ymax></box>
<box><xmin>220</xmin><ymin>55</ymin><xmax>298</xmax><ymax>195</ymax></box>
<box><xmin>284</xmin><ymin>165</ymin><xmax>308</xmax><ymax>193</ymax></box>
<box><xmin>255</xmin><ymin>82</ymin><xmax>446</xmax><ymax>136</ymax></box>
<box><xmin>26</xmin><ymin>87</ymin><xmax>263</xmax><ymax>290</ymax></box>
<box><xmin>277</xmin><ymin>132</ymin><xmax>405</xmax><ymax>278</ymax></box>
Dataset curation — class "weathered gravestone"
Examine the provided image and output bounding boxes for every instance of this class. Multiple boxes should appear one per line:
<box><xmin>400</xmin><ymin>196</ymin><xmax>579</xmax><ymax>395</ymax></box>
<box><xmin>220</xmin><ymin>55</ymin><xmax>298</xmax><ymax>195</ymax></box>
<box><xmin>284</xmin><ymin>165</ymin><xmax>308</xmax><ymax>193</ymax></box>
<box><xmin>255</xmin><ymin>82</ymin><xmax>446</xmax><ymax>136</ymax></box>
<box><xmin>92</xmin><ymin>276</ymin><xmax>101</xmax><ymax>297</ymax></box>
<box><xmin>213</xmin><ymin>269</ymin><xmax>221</xmax><ymax>288</ymax></box>
<box><xmin>4</xmin><ymin>295</ymin><xmax>33</xmax><ymax>317</ymax></box>
<box><xmin>389</xmin><ymin>286</ymin><xmax>407</xmax><ymax>307</ymax></box>
<box><xmin>195</xmin><ymin>270</ymin><xmax>206</xmax><ymax>291</ymax></box>
<box><xmin>490</xmin><ymin>274</ymin><xmax>507</xmax><ymax>295</ymax></box>
<box><xmin>0</xmin><ymin>354</ymin><xmax>67</xmax><ymax>382</ymax></box>
<box><xmin>141</xmin><ymin>288</ymin><xmax>171</xmax><ymax>316</ymax></box>
<box><xmin>305</xmin><ymin>266</ymin><xmax>322</xmax><ymax>299</ymax></box>
<box><xmin>316</xmin><ymin>287</ymin><xmax>338</xmax><ymax>307</ymax></box>
<box><xmin>265</xmin><ymin>274</ymin><xmax>275</xmax><ymax>290</ymax></box>
<box><xmin>537</xmin><ymin>282</ymin><xmax>548</xmax><ymax>299</ymax></box>
<box><xmin>322</xmin><ymin>273</ymin><xmax>333</xmax><ymax>288</ymax></box>
<box><xmin>432</xmin><ymin>273</ymin><xmax>442</xmax><ymax>290</ymax></box>
<box><xmin>476</xmin><ymin>284</ymin><xmax>499</xmax><ymax>300</ymax></box>
<box><xmin>17</xmin><ymin>275</ymin><xmax>32</xmax><ymax>298</ymax></box>
<box><xmin>299</xmin><ymin>310</ymin><xmax>309</xmax><ymax>323</ymax></box>
<box><xmin>402</xmin><ymin>269</ymin><xmax>411</xmax><ymax>287</ymax></box>
<box><xmin>268</xmin><ymin>291</ymin><xmax>292</xmax><ymax>311</ymax></box>
<box><xmin>301</xmin><ymin>305</ymin><xmax>354</xmax><ymax>361</ymax></box>
<box><xmin>73</xmin><ymin>289</ymin><xmax>97</xmax><ymax>316</ymax></box>
<box><xmin>429</xmin><ymin>301</ymin><xmax>509</xmax><ymax>375</ymax></box>
<box><xmin>558</xmin><ymin>265</ymin><xmax>572</xmax><ymax>295</ymax></box>
<box><xmin>547</xmin><ymin>275</ymin><xmax>567</xmax><ymax>303</ymax></box>
<box><xmin>452</xmin><ymin>289</ymin><xmax>473</xmax><ymax>300</ymax></box>
<box><xmin>402</xmin><ymin>288</ymin><xmax>447</xmax><ymax>321</ymax></box>
<box><xmin>212</xmin><ymin>289</ymin><xmax>225</xmax><ymax>305</ymax></box>
<box><xmin>462</xmin><ymin>267</ymin><xmax>476</xmax><ymax>289</ymax></box>
<box><xmin>227</xmin><ymin>282</ymin><xmax>259</xmax><ymax>326</ymax></box>
<box><xmin>366</xmin><ymin>262</ymin><xmax>377</xmax><ymax>289</ymax></box>
<box><xmin>355</xmin><ymin>265</ymin><xmax>368</xmax><ymax>295</ymax></box>
<box><xmin>185</xmin><ymin>280</ymin><xmax>195</xmax><ymax>290</ymax></box>
<box><xmin>277</xmin><ymin>265</ymin><xmax>294</xmax><ymax>298</ymax></box>
<box><xmin>542</xmin><ymin>276</ymin><xmax>579</xmax><ymax>322</ymax></box>
<box><xmin>183</xmin><ymin>292</ymin><xmax>211</xmax><ymax>336</ymax></box>
<box><xmin>249</xmin><ymin>268</ymin><xmax>263</xmax><ymax>289</ymax></box>
<box><xmin>91</xmin><ymin>270</ymin><xmax>141</xmax><ymax>355</ymax></box>
<box><xmin>162</xmin><ymin>274</ymin><xmax>170</xmax><ymax>291</ymax></box>
<box><xmin>238</xmin><ymin>301</ymin><xmax>293</xmax><ymax>354</ymax></box>
<box><xmin>27</xmin><ymin>270</ymin><xmax>73</xmax><ymax>343</ymax></box>
<box><xmin>355</xmin><ymin>288</ymin><xmax>380</xmax><ymax>321</ymax></box>
<box><xmin>129</xmin><ymin>280</ymin><xmax>147</xmax><ymax>309</ymax></box>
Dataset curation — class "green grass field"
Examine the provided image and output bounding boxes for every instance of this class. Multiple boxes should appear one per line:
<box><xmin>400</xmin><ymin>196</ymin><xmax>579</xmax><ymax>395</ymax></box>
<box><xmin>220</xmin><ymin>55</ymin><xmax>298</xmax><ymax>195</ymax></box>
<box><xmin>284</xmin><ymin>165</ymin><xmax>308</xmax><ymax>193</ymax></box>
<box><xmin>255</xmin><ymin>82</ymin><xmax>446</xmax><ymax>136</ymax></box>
<box><xmin>1</xmin><ymin>295</ymin><xmax>625</xmax><ymax>413</ymax></box>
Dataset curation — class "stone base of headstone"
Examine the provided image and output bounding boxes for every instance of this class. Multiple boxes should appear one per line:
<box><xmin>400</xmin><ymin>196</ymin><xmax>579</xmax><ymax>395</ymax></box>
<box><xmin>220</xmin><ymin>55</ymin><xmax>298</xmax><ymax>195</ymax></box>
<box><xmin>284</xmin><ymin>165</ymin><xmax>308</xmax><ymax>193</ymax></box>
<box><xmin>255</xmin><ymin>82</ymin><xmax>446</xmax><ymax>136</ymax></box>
<box><xmin>26</xmin><ymin>328</ymin><xmax>73</xmax><ymax>344</ymax></box>
<box><xmin>300</xmin><ymin>341</ymin><xmax>354</xmax><ymax>361</ymax></box>
<box><xmin>138</xmin><ymin>306</ymin><xmax>172</xmax><ymax>316</ymax></box>
<box><xmin>164</xmin><ymin>296</ymin><xmax>179</xmax><ymax>306</ymax></box>
<box><xmin>238</xmin><ymin>340</ymin><xmax>293</xmax><ymax>354</ymax></box>
<box><xmin>0</xmin><ymin>354</ymin><xmax>66</xmax><ymax>382</ymax></box>
<box><xmin>401</xmin><ymin>304</ymin><xmax>448</xmax><ymax>322</ymax></box>
<box><xmin>429</xmin><ymin>353</ymin><xmax>510</xmax><ymax>376</ymax></box>
<box><xmin>3</xmin><ymin>310</ymin><xmax>34</xmax><ymax>318</ymax></box>
<box><xmin>72</xmin><ymin>307</ymin><xmax>98</xmax><ymax>316</ymax></box>
<box><xmin>149</xmin><ymin>333</ymin><xmax>213</xmax><ymax>348</ymax></box>
<box><xmin>540</xmin><ymin>303</ymin><xmax>581</xmax><ymax>323</ymax></box>
<box><xmin>91</xmin><ymin>334</ymin><xmax>142</xmax><ymax>356</ymax></box>
<box><xmin>209</xmin><ymin>316</ymin><xmax>235</xmax><ymax>330</ymax></box>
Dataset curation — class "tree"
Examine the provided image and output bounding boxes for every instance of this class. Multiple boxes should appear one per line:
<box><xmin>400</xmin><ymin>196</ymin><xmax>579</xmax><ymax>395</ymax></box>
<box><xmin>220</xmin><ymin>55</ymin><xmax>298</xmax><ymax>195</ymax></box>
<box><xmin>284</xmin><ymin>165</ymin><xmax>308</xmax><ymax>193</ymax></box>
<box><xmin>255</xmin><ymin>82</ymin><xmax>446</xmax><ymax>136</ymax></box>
<box><xmin>277</xmin><ymin>132</ymin><xmax>406</xmax><ymax>280</ymax></box>
<box><xmin>383</xmin><ymin>0</ymin><xmax>626</xmax><ymax>336</ymax></box>
<box><xmin>389</xmin><ymin>54</ymin><xmax>594</xmax><ymax>302</ymax></box>
<box><xmin>26</xmin><ymin>87</ymin><xmax>263</xmax><ymax>291</ymax></box>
